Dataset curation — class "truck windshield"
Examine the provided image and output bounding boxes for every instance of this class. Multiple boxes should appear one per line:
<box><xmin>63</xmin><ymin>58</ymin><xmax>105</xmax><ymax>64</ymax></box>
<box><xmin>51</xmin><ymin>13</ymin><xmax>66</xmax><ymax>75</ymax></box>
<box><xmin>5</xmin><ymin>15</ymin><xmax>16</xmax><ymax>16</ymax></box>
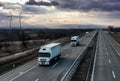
<box><xmin>38</xmin><ymin>53</ymin><xmax>50</xmax><ymax>57</ymax></box>
<box><xmin>71</xmin><ymin>40</ymin><xmax>77</xmax><ymax>42</ymax></box>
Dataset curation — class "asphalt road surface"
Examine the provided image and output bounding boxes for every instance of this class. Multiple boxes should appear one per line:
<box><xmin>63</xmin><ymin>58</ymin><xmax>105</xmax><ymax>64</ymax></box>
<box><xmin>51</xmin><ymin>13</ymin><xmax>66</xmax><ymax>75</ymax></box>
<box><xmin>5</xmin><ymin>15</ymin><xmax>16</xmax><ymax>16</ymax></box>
<box><xmin>91</xmin><ymin>31</ymin><xmax>120</xmax><ymax>81</ymax></box>
<box><xmin>0</xmin><ymin>31</ymin><xmax>96</xmax><ymax>81</ymax></box>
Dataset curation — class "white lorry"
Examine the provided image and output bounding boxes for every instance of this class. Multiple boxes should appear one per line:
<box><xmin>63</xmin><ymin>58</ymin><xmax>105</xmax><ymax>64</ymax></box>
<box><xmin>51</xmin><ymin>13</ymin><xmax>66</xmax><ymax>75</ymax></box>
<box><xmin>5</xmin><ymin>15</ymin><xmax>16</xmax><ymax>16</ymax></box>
<box><xmin>38</xmin><ymin>43</ymin><xmax>61</xmax><ymax>65</ymax></box>
<box><xmin>85</xmin><ymin>32</ymin><xmax>90</xmax><ymax>37</ymax></box>
<box><xmin>71</xmin><ymin>36</ymin><xmax>79</xmax><ymax>46</ymax></box>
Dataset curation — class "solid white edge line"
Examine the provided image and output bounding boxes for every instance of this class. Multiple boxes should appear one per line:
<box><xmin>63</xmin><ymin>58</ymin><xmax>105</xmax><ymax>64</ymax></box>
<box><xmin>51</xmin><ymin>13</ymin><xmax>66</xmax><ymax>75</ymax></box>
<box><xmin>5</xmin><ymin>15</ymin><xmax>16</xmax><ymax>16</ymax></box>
<box><xmin>9</xmin><ymin>64</ymin><xmax>38</xmax><ymax>81</ymax></box>
<box><xmin>112</xmin><ymin>71</ymin><xmax>116</xmax><ymax>78</ymax></box>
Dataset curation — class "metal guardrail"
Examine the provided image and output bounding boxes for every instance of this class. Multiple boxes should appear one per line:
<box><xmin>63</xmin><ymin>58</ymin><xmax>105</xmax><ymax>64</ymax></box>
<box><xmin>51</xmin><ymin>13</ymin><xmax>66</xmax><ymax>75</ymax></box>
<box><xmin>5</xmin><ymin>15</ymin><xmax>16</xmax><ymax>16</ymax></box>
<box><xmin>61</xmin><ymin>31</ymin><xmax>98</xmax><ymax>81</ymax></box>
<box><xmin>90</xmin><ymin>31</ymin><xmax>99</xmax><ymax>81</ymax></box>
<box><xmin>85</xmin><ymin>42</ymin><xmax>96</xmax><ymax>81</ymax></box>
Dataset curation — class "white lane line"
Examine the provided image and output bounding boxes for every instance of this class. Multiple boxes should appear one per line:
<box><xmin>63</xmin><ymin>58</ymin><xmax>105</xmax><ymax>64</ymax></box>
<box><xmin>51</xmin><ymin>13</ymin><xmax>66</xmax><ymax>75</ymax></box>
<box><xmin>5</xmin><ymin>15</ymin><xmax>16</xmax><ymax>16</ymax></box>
<box><xmin>62</xmin><ymin>46</ymin><xmax>69</xmax><ymax>51</ymax></box>
<box><xmin>52</xmin><ymin>63</ymin><xmax>58</xmax><ymax>68</ymax></box>
<box><xmin>65</xmin><ymin>54</ymin><xmax>68</xmax><ymax>57</ymax></box>
<box><xmin>9</xmin><ymin>64</ymin><xmax>38</xmax><ymax>81</ymax></box>
<box><xmin>106</xmin><ymin>52</ymin><xmax>108</xmax><ymax>55</ymax></box>
<box><xmin>105</xmin><ymin>48</ymin><xmax>107</xmax><ymax>50</ymax></box>
<box><xmin>112</xmin><ymin>71</ymin><xmax>116</xmax><ymax>79</ymax></box>
<box><xmin>19</xmin><ymin>72</ymin><xmax>24</xmax><ymax>75</ymax></box>
<box><xmin>35</xmin><ymin>78</ymin><xmax>39</xmax><ymax>81</ymax></box>
<box><xmin>108</xmin><ymin>59</ymin><xmax>111</xmax><ymax>63</ymax></box>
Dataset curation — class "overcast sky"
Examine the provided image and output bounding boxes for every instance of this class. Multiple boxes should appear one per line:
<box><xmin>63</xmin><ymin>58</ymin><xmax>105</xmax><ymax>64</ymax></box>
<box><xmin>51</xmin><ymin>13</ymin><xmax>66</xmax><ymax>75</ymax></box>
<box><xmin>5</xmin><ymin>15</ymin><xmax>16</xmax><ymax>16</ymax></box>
<box><xmin>0</xmin><ymin>0</ymin><xmax>120</xmax><ymax>28</ymax></box>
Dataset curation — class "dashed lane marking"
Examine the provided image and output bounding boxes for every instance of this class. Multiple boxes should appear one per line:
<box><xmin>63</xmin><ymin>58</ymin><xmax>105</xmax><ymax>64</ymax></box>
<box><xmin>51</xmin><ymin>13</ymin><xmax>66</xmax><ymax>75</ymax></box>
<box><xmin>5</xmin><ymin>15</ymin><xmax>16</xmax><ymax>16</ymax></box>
<box><xmin>108</xmin><ymin>59</ymin><xmax>111</xmax><ymax>63</ymax></box>
<box><xmin>35</xmin><ymin>78</ymin><xmax>39</xmax><ymax>81</ymax></box>
<box><xmin>112</xmin><ymin>71</ymin><xmax>116</xmax><ymax>79</ymax></box>
<box><xmin>52</xmin><ymin>63</ymin><xmax>58</xmax><ymax>68</ymax></box>
<box><xmin>106</xmin><ymin>52</ymin><xmax>109</xmax><ymax>55</ymax></box>
<box><xmin>9</xmin><ymin>64</ymin><xmax>38</xmax><ymax>81</ymax></box>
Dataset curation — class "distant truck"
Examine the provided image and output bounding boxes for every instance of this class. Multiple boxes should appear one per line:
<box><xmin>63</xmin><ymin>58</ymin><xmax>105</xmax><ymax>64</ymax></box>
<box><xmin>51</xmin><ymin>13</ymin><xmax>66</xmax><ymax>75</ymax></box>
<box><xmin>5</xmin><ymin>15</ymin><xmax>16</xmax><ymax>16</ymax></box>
<box><xmin>71</xmin><ymin>36</ymin><xmax>79</xmax><ymax>46</ymax></box>
<box><xmin>85</xmin><ymin>32</ymin><xmax>90</xmax><ymax>37</ymax></box>
<box><xmin>38</xmin><ymin>43</ymin><xmax>61</xmax><ymax>65</ymax></box>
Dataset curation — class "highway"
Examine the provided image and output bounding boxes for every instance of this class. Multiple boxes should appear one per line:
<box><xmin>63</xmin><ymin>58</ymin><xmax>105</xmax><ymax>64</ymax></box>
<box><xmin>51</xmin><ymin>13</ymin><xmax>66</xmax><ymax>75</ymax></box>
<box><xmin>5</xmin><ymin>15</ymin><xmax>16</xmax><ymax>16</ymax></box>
<box><xmin>0</xmin><ymin>31</ymin><xmax>97</xmax><ymax>81</ymax></box>
<box><xmin>91</xmin><ymin>31</ymin><xmax>120</xmax><ymax>81</ymax></box>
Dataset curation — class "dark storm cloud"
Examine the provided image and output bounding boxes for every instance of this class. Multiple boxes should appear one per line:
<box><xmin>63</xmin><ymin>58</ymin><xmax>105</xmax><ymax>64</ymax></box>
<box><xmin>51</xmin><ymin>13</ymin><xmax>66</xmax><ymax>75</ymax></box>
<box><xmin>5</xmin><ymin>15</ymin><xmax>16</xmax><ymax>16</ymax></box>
<box><xmin>0</xmin><ymin>2</ymin><xmax>4</xmax><ymax>7</ymax></box>
<box><xmin>22</xmin><ymin>5</ymin><xmax>48</xmax><ymax>14</ymax></box>
<box><xmin>52</xmin><ymin>0</ymin><xmax>120</xmax><ymax>12</ymax></box>
<box><xmin>107</xmin><ymin>12</ymin><xmax>120</xmax><ymax>19</ymax></box>
<box><xmin>25</xmin><ymin>0</ymin><xmax>120</xmax><ymax>12</ymax></box>
<box><xmin>25</xmin><ymin>0</ymin><xmax>59</xmax><ymax>6</ymax></box>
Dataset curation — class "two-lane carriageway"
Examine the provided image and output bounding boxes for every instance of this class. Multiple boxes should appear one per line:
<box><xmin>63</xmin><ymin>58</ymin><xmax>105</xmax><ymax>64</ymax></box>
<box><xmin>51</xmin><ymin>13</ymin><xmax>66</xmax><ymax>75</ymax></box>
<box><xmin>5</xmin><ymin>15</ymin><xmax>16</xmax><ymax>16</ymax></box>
<box><xmin>0</xmin><ymin>31</ymin><xmax>97</xmax><ymax>81</ymax></box>
<box><xmin>91</xmin><ymin>31</ymin><xmax>120</xmax><ymax>81</ymax></box>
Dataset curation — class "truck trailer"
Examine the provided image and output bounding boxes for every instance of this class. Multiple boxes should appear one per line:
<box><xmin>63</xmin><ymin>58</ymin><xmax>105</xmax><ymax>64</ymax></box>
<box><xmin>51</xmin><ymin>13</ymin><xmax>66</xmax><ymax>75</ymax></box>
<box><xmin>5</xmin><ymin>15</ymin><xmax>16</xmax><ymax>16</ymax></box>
<box><xmin>38</xmin><ymin>43</ymin><xmax>61</xmax><ymax>65</ymax></box>
<box><xmin>71</xmin><ymin>36</ymin><xmax>79</xmax><ymax>46</ymax></box>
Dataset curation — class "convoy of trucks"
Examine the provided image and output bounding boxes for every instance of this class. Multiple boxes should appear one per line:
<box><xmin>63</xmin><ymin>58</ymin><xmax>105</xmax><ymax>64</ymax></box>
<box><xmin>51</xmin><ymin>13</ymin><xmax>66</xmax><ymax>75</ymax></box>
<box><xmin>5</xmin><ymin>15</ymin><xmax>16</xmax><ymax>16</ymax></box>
<box><xmin>38</xmin><ymin>32</ymin><xmax>90</xmax><ymax>65</ymax></box>
<box><xmin>38</xmin><ymin>43</ymin><xmax>61</xmax><ymax>65</ymax></box>
<box><xmin>71</xmin><ymin>36</ymin><xmax>79</xmax><ymax>46</ymax></box>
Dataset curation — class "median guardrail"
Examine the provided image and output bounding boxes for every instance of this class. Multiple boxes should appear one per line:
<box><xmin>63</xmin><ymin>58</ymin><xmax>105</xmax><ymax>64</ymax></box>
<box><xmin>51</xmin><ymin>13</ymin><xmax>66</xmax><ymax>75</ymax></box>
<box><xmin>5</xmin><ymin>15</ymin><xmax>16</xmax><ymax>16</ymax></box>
<box><xmin>61</xmin><ymin>31</ymin><xmax>98</xmax><ymax>81</ymax></box>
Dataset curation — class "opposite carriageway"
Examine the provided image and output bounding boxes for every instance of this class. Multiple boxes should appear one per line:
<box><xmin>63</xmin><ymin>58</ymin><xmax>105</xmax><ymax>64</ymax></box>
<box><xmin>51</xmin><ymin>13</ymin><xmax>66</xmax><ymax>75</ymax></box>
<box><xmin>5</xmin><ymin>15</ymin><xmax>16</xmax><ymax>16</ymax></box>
<box><xmin>91</xmin><ymin>31</ymin><xmax>120</xmax><ymax>81</ymax></box>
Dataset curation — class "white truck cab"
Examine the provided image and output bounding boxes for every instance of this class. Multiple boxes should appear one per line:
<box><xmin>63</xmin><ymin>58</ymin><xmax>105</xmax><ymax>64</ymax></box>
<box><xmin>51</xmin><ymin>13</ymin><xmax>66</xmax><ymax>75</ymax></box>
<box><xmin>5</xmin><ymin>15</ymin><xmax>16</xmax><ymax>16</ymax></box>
<box><xmin>85</xmin><ymin>32</ymin><xmax>90</xmax><ymax>37</ymax></box>
<box><xmin>71</xmin><ymin>36</ymin><xmax>79</xmax><ymax>46</ymax></box>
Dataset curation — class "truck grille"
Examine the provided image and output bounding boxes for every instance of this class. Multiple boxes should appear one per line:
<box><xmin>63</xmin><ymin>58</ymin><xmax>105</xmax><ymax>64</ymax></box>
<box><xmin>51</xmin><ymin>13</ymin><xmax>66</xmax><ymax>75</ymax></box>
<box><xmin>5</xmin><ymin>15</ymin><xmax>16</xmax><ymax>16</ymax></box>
<box><xmin>40</xmin><ymin>59</ymin><xmax>46</xmax><ymax>61</ymax></box>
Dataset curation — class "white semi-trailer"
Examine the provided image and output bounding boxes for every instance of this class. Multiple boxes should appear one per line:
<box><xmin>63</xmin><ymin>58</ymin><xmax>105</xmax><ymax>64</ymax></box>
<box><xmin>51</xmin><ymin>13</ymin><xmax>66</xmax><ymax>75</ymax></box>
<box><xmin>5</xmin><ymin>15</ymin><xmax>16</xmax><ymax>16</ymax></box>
<box><xmin>71</xmin><ymin>36</ymin><xmax>79</xmax><ymax>46</ymax></box>
<box><xmin>38</xmin><ymin>43</ymin><xmax>61</xmax><ymax>65</ymax></box>
<box><xmin>85</xmin><ymin>32</ymin><xmax>90</xmax><ymax>37</ymax></box>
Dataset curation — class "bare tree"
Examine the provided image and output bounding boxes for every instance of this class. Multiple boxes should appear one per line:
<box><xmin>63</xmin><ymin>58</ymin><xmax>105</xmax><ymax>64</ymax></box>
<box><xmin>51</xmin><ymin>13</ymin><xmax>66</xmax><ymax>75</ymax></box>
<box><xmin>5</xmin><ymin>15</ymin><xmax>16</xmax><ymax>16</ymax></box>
<box><xmin>108</xmin><ymin>25</ymin><xmax>113</xmax><ymax>33</ymax></box>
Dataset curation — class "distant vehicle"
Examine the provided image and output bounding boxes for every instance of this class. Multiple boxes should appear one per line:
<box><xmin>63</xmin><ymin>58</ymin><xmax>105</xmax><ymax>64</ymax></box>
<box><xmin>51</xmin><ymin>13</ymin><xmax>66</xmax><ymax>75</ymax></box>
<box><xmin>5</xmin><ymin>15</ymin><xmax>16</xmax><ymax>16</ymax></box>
<box><xmin>71</xmin><ymin>36</ymin><xmax>79</xmax><ymax>46</ymax></box>
<box><xmin>38</xmin><ymin>43</ymin><xmax>61</xmax><ymax>65</ymax></box>
<box><xmin>85</xmin><ymin>32</ymin><xmax>90</xmax><ymax>37</ymax></box>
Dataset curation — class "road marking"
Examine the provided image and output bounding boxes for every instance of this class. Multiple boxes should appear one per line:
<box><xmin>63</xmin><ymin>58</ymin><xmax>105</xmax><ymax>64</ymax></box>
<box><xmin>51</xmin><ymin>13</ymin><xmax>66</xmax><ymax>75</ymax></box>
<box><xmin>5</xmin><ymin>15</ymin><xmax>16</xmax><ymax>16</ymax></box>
<box><xmin>19</xmin><ymin>72</ymin><xmax>24</xmax><ymax>75</ymax></box>
<box><xmin>108</xmin><ymin>59</ymin><xmax>111</xmax><ymax>63</ymax></box>
<box><xmin>35</xmin><ymin>78</ymin><xmax>39</xmax><ymax>81</ymax></box>
<box><xmin>65</xmin><ymin>54</ymin><xmax>68</xmax><ymax>57</ymax></box>
<box><xmin>112</xmin><ymin>71</ymin><xmax>116</xmax><ymax>79</ymax></box>
<box><xmin>52</xmin><ymin>63</ymin><xmax>58</xmax><ymax>68</ymax></box>
<box><xmin>62</xmin><ymin>46</ymin><xmax>69</xmax><ymax>51</ymax></box>
<box><xmin>9</xmin><ymin>64</ymin><xmax>38</xmax><ymax>81</ymax></box>
<box><xmin>106</xmin><ymin>52</ymin><xmax>108</xmax><ymax>55</ymax></box>
<box><xmin>105</xmin><ymin>48</ymin><xmax>107</xmax><ymax>50</ymax></box>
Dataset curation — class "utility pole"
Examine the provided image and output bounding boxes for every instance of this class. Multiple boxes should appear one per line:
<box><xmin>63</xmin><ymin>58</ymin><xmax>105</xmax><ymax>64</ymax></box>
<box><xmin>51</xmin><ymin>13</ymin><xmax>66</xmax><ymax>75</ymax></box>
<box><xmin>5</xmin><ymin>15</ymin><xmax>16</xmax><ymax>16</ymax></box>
<box><xmin>9</xmin><ymin>12</ymin><xmax>12</xmax><ymax>42</ymax></box>
<box><xmin>19</xmin><ymin>12</ymin><xmax>26</xmax><ymax>47</ymax></box>
<box><xmin>19</xmin><ymin>12</ymin><xmax>22</xmax><ymax>38</ymax></box>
